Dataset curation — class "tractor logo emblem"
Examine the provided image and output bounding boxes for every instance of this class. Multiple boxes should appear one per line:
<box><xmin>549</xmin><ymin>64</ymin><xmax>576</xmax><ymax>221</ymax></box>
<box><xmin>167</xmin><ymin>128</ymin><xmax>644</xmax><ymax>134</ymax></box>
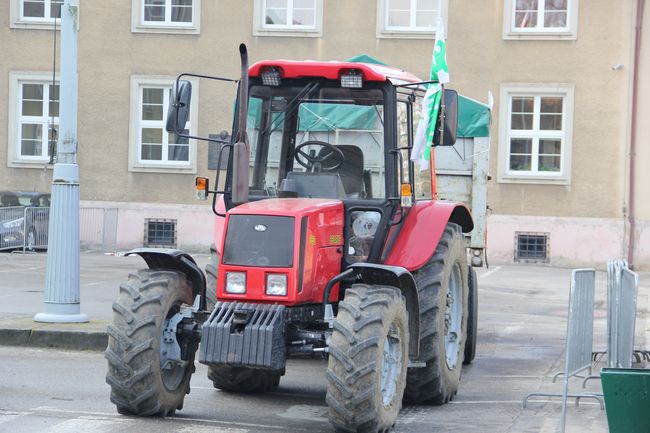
<box><xmin>254</xmin><ymin>224</ymin><xmax>268</xmax><ymax>232</ymax></box>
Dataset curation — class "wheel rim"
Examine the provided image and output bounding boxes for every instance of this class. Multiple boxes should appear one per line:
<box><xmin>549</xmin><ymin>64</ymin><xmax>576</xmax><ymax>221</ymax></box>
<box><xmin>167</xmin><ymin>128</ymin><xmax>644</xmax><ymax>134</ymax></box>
<box><xmin>159</xmin><ymin>304</ymin><xmax>188</xmax><ymax>391</ymax></box>
<box><xmin>445</xmin><ymin>262</ymin><xmax>463</xmax><ymax>369</ymax></box>
<box><xmin>380</xmin><ymin>322</ymin><xmax>402</xmax><ymax>406</ymax></box>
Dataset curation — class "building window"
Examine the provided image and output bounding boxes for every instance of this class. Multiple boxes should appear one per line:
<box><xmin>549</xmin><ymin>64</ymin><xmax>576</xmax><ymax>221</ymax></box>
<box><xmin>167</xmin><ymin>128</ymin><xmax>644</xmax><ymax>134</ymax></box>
<box><xmin>503</xmin><ymin>0</ymin><xmax>579</xmax><ymax>40</ymax></box>
<box><xmin>515</xmin><ymin>232</ymin><xmax>549</xmax><ymax>262</ymax></box>
<box><xmin>10</xmin><ymin>0</ymin><xmax>64</xmax><ymax>29</ymax></box>
<box><xmin>253</xmin><ymin>0</ymin><xmax>323</xmax><ymax>37</ymax></box>
<box><xmin>129</xmin><ymin>76</ymin><xmax>199</xmax><ymax>173</ymax></box>
<box><xmin>498</xmin><ymin>84</ymin><xmax>574</xmax><ymax>184</ymax></box>
<box><xmin>7</xmin><ymin>72</ymin><xmax>59</xmax><ymax>167</ymax></box>
<box><xmin>377</xmin><ymin>0</ymin><xmax>446</xmax><ymax>39</ymax></box>
<box><xmin>132</xmin><ymin>0</ymin><xmax>200</xmax><ymax>34</ymax></box>
<box><xmin>144</xmin><ymin>219</ymin><xmax>177</xmax><ymax>248</ymax></box>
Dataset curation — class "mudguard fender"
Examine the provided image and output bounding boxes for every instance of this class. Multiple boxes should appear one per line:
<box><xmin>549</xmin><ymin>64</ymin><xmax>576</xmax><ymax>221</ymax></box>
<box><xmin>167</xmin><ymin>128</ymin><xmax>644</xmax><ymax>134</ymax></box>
<box><xmin>384</xmin><ymin>200</ymin><xmax>473</xmax><ymax>272</ymax></box>
<box><xmin>126</xmin><ymin>248</ymin><xmax>207</xmax><ymax>310</ymax></box>
<box><xmin>347</xmin><ymin>263</ymin><xmax>420</xmax><ymax>360</ymax></box>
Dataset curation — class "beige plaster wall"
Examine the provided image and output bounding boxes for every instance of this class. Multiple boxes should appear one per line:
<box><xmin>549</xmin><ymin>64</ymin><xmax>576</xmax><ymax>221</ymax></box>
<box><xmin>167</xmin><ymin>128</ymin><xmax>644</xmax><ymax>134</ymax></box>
<box><xmin>0</xmin><ymin>1</ymin><xmax>636</xmax><ymax>222</ymax></box>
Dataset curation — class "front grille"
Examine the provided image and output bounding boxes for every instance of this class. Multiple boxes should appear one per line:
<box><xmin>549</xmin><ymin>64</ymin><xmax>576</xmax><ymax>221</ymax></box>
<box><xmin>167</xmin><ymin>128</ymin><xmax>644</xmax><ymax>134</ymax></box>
<box><xmin>223</xmin><ymin>215</ymin><xmax>294</xmax><ymax>267</ymax></box>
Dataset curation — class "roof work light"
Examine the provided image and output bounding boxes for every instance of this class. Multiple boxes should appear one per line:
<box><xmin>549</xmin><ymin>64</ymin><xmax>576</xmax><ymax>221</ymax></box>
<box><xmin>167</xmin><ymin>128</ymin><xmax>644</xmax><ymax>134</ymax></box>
<box><xmin>340</xmin><ymin>69</ymin><xmax>363</xmax><ymax>88</ymax></box>
<box><xmin>261</xmin><ymin>67</ymin><xmax>282</xmax><ymax>86</ymax></box>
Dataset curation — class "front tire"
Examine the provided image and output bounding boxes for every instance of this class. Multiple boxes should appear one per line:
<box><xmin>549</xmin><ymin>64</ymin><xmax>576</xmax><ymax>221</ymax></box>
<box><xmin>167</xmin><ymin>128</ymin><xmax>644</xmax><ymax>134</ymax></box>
<box><xmin>208</xmin><ymin>365</ymin><xmax>282</xmax><ymax>393</ymax></box>
<box><xmin>404</xmin><ymin>223</ymin><xmax>469</xmax><ymax>404</ymax></box>
<box><xmin>105</xmin><ymin>270</ymin><xmax>197</xmax><ymax>416</ymax></box>
<box><xmin>326</xmin><ymin>284</ymin><xmax>409</xmax><ymax>433</ymax></box>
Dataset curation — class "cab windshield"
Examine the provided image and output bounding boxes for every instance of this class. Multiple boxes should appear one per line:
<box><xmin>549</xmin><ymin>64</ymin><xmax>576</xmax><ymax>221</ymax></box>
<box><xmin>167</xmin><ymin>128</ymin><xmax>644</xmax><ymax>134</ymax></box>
<box><xmin>246</xmin><ymin>83</ymin><xmax>386</xmax><ymax>200</ymax></box>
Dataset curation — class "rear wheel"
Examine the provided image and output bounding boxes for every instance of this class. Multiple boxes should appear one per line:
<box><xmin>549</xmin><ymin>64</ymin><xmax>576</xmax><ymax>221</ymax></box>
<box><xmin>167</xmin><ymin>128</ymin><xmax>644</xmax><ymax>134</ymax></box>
<box><xmin>463</xmin><ymin>266</ymin><xmax>478</xmax><ymax>364</ymax></box>
<box><xmin>204</xmin><ymin>244</ymin><xmax>219</xmax><ymax>311</ymax></box>
<box><xmin>208</xmin><ymin>365</ymin><xmax>282</xmax><ymax>393</ymax></box>
<box><xmin>404</xmin><ymin>223</ymin><xmax>469</xmax><ymax>404</ymax></box>
<box><xmin>326</xmin><ymin>284</ymin><xmax>409</xmax><ymax>433</ymax></box>
<box><xmin>105</xmin><ymin>270</ymin><xmax>197</xmax><ymax>416</ymax></box>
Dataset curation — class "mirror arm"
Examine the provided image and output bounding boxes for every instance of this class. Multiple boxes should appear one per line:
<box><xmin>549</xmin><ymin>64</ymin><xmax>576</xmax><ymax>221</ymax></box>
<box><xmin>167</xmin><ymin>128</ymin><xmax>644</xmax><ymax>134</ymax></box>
<box><xmin>209</xmin><ymin>143</ymin><xmax>233</xmax><ymax>217</ymax></box>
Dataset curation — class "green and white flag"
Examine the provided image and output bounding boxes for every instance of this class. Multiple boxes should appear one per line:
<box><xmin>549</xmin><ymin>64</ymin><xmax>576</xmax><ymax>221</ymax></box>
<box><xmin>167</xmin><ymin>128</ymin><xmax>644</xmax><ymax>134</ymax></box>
<box><xmin>411</xmin><ymin>16</ymin><xmax>449</xmax><ymax>170</ymax></box>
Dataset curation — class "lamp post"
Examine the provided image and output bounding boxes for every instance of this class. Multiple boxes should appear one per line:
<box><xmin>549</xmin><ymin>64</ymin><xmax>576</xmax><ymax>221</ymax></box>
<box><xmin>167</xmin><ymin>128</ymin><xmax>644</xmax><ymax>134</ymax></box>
<box><xmin>34</xmin><ymin>0</ymin><xmax>87</xmax><ymax>323</ymax></box>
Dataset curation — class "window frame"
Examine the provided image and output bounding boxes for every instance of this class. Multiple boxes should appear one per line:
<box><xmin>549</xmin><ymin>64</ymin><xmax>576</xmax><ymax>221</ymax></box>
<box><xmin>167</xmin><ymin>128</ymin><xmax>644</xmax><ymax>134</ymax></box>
<box><xmin>498</xmin><ymin>83</ymin><xmax>575</xmax><ymax>185</ymax></box>
<box><xmin>128</xmin><ymin>76</ymin><xmax>199</xmax><ymax>173</ymax></box>
<box><xmin>7</xmin><ymin>72</ymin><xmax>60</xmax><ymax>168</ymax></box>
<box><xmin>503</xmin><ymin>0</ymin><xmax>579</xmax><ymax>40</ymax></box>
<box><xmin>10</xmin><ymin>0</ymin><xmax>63</xmax><ymax>30</ymax></box>
<box><xmin>376</xmin><ymin>0</ymin><xmax>448</xmax><ymax>39</ymax></box>
<box><xmin>253</xmin><ymin>0</ymin><xmax>323</xmax><ymax>37</ymax></box>
<box><xmin>131</xmin><ymin>0</ymin><xmax>201</xmax><ymax>34</ymax></box>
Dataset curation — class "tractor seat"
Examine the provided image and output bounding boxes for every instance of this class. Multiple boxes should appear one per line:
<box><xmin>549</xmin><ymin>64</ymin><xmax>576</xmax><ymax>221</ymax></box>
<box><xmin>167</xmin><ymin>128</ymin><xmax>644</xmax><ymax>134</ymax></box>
<box><xmin>281</xmin><ymin>171</ymin><xmax>347</xmax><ymax>199</ymax></box>
<box><xmin>317</xmin><ymin>145</ymin><xmax>365</xmax><ymax>198</ymax></box>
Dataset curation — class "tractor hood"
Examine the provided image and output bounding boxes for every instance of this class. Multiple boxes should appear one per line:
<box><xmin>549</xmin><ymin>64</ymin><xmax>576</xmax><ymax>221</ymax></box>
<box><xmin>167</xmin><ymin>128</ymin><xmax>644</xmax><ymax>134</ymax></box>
<box><xmin>228</xmin><ymin>197</ymin><xmax>343</xmax><ymax>217</ymax></box>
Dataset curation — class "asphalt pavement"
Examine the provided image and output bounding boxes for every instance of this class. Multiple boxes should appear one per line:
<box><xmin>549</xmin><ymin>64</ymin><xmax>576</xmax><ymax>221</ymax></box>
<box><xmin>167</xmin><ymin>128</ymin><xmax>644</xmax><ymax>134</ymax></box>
<box><xmin>0</xmin><ymin>250</ymin><xmax>648</xmax><ymax>432</ymax></box>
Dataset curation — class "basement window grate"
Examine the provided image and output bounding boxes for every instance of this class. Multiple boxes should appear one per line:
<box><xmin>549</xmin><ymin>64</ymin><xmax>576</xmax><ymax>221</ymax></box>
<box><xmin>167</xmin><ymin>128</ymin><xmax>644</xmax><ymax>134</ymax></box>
<box><xmin>515</xmin><ymin>232</ymin><xmax>549</xmax><ymax>263</ymax></box>
<box><xmin>144</xmin><ymin>219</ymin><xmax>177</xmax><ymax>248</ymax></box>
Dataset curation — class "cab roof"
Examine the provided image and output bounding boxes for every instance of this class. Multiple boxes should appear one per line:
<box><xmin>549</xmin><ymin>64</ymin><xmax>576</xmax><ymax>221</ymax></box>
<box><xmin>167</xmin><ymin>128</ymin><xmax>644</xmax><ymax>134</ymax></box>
<box><xmin>249</xmin><ymin>60</ymin><xmax>422</xmax><ymax>85</ymax></box>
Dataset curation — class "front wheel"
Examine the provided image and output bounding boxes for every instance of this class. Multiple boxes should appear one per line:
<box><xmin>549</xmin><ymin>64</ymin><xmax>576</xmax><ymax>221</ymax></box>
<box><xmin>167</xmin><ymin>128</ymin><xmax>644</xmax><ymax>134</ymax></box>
<box><xmin>404</xmin><ymin>223</ymin><xmax>469</xmax><ymax>404</ymax></box>
<box><xmin>326</xmin><ymin>284</ymin><xmax>409</xmax><ymax>433</ymax></box>
<box><xmin>105</xmin><ymin>269</ymin><xmax>197</xmax><ymax>416</ymax></box>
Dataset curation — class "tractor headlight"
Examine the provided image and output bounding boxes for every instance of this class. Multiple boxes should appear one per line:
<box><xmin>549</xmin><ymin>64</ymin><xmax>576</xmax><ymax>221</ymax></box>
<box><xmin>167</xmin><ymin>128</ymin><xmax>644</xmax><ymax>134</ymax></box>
<box><xmin>225</xmin><ymin>272</ymin><xmax>246</xmax><ymax>294</ymax></box>
<box><xmin>348</xmin><ymin>211</ymin><xmax>381</xmax><ymax>263</ymax></box>
<box><xmin>2</xmin><ymin>217</ymin><xmax>24</xmax><ymax>229</ymax></box>
<box><xmin>351</xmin><ymin>211</ymin><xmax>381</xmax><ymax>239</ymax></box>
<box><xmin>266</xmin><ymin>273</ymin><xmax>287</xmax><ymax>296</ymax></box>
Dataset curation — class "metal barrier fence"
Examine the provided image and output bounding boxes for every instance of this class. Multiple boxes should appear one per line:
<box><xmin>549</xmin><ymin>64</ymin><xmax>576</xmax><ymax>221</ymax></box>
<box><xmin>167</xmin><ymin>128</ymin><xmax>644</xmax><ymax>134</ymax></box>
<box><xmin>522</xmin><ymin>269</ymin><xmax>603</xmax><ymax>433</ymax></box>
<box><xmin>0</xmin><ymin>206</ymin><xmax>117</xmax><ymax>252</ymax></box>
<box><xmin>607</xmin><ymin>259</ymin><xmax>640</xmax><ymax>368</ymax></box>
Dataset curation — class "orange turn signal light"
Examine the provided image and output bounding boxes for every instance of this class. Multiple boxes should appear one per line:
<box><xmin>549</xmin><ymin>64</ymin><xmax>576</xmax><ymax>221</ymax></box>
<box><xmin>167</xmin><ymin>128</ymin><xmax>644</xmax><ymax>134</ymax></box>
<box><xmin>400</xmin><ymin>183</ymin><xmax>412</xmax><ymax>196</ymax></box>
<box><xmin>195</xmin><ymin>177</ymin><xmax>209</xmax><ymax>200</ymax></box>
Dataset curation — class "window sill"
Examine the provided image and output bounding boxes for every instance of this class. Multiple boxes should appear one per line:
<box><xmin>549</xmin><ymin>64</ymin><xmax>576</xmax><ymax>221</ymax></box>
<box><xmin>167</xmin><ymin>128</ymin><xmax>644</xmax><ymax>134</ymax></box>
<box><xmin>7</xmin><ymin>160</ymin><xmax>53</xmax><ymax>169</ymax></box>
<box><xmin>497</xmin><ymin>174</ymin><xmax>570</xmax><ymax>185</ymax></box>
<box><xmin>129</xmin><ymin>164</ymin><xmax>196</xmax><ymax>174</ymax></box>
<box><xmin>503</xmin><ymin>30</ymin><xmax>577</xmax><ymax>41</ymax></box>
<box><xmin>253</xmin><ymin>28</ymin><xmax>322</xmax><ymax>38</ymax></box>
<box><xmin>132</xmin><ymin>24</ymin><xmax>200</xmax><ymax>35</ymax></box>
<box><xmin>377</xmin><ymin>29</ymin><xmax>435</xmax><ymax>40</ymax></box>
<box><xmin>10</xmin><ymin>20</ymin><xmax>61</xmax><ymax>30</ymax></box>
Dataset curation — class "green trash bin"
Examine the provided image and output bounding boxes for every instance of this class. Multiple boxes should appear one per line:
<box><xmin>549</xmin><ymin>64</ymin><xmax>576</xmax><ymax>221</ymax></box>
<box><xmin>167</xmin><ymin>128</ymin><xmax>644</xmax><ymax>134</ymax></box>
<box><xmin>601</xmin><ymin>368</ymin><xmax>650</xmax><ymax>433</ymax></box>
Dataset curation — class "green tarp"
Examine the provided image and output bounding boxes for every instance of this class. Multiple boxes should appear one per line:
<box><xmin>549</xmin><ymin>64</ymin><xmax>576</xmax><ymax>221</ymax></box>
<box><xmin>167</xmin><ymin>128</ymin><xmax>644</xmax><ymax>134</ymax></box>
<box><xmin>346</xmin><ymin>54</ymin><xmax>491</xmax><ymax>138</ymax></box>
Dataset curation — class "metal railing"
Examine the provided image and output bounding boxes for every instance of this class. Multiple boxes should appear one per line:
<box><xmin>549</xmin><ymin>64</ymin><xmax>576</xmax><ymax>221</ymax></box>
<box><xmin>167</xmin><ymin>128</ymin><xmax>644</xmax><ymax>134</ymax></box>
<box><xmin>0</xmin><ymin>206</ymin><xmax>118</xmax><ymax>252</ymax></box>
<box><xmin>607</xmin><ymin>259</ymin><xmax>640</xmax><ymax>368</ymax></box>
<box><xmin>522</xmin><ymin>269</ymin><xmax>604</xmax><ymax>433</ymax></box>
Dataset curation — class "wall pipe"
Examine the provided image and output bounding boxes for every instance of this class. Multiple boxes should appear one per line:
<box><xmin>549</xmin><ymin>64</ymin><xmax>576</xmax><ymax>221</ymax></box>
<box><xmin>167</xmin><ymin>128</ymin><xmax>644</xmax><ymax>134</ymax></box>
<box><xmin>627</xmin><ymin>0</ymin><xmax>645</xmax><ymax>268</ymax></box>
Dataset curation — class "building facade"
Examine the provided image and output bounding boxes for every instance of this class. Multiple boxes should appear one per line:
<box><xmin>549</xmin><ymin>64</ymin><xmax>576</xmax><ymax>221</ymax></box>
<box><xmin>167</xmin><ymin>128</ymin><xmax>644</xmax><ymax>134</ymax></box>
<box><xmin>1</xmin><ymin>0</ymin><xmax>647</xmax><ymax>268</ymax></box>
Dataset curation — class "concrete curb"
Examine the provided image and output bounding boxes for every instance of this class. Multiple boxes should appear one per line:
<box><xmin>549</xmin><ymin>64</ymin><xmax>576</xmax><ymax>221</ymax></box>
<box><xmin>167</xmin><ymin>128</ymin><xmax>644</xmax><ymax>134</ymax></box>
<box><xmin>0</xmin><ymin>317</ymin><xmax>109</xmax><ymax>352</ymax></box>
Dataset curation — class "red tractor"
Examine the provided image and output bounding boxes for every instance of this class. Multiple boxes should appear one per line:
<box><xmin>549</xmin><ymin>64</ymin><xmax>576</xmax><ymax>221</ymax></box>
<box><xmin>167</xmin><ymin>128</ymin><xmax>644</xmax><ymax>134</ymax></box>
<box><xmin>106</xmin><ymin>45</ymin><xmax>482</xmax><ymax>433</ymax></box>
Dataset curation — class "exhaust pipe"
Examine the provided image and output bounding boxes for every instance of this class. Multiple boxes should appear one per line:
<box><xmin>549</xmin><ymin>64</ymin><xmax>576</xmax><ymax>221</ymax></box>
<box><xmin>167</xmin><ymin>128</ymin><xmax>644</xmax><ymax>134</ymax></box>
<box><xmin>232</xmin><ymin>43</ymin><xmax>250</xmax><ymax>205</ymax></box>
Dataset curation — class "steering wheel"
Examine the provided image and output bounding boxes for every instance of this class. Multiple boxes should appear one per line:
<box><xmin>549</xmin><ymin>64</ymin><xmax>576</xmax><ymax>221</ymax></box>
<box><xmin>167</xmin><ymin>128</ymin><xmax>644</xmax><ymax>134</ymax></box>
<box><xmin>294</xmin><ymin>141</ymin><xmax>344</xmax><ymax>172</ymax></box>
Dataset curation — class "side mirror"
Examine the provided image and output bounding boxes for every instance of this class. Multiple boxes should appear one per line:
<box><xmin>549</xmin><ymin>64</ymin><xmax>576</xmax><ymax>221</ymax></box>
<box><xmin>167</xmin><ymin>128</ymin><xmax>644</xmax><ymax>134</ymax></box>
<box><xmin>231</xmin><ymin>141</ymin><xmax>249</xmax><ymax>205</ymax></box>
<box><xmin>433</xmin><ymin>88</ymin><xmax>458</xmax><ymax>147</ymax></box>
<box><xmin>165</xmin><ymin>80</ymin><xmax>192</xmax><ymax>134</ymax></box>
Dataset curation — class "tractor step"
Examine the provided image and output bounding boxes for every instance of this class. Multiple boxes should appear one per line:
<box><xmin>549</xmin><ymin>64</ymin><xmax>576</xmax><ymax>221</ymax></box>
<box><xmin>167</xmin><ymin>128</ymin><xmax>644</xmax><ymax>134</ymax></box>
<box><xmin>199</xmin><ymin>302</ymin><xmax>286</xmax><ymax>370</ymax></box>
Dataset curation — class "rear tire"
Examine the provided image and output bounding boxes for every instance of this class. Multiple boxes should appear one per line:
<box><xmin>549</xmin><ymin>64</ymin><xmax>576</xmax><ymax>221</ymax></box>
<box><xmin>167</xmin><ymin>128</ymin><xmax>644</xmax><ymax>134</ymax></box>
<box><xmin>204</xmin><ymin>244</ymin><xmax>219</xmax><ymax>311</ymax></box>
<box><xmin>326</xmin><ymin>284</ymin><xmax>409</xmax><ymax>433</ymax></box>
<box><xmin>463</xmin><ymin>266</ymin><xmax>478</xmax><ymax>365</ymax></box>
<box><xmin>404</xmin><ymin>223</ymin><xmax>469</xmax><ymax>404</ymax></box>
<box><xmin>105</xmin><ymin>270</ymin><xmax>197</xmax><ymax>416</ymax></box>
<box><xmin>208</xmin><ymin>365</ymin><xmax>282</xmax><ymax>393</ymax></box>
